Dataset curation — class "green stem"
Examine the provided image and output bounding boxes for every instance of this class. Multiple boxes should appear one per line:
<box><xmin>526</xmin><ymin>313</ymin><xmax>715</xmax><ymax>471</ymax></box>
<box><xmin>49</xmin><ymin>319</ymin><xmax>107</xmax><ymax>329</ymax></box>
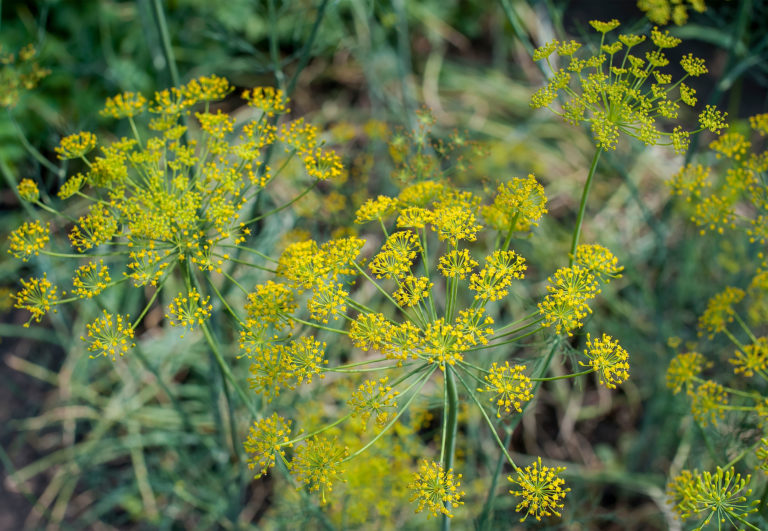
<box><xmin>200</xmin><ymin>321</ymin><xmax>258</xmax><ymax>418</ymax></box>
<box><xmin>151</xmin><ymin>0</ymin><xmax>180</xmax><ymax>88</ymax></box>
<box><xmin>569</xmin><ymin>147</ymin><xmax>603</xmax><ymax>266</ymax></box>
<box><xmin>441</xmin><ymin>366</ymin><xmax>459</xmax><ymax>531</ymax></box>
<box><xmin>8</xmin><ymin>111</ymin><xmax>63</xmax><ymax>176</ymax></box>
<box><xmin>532</xmin><ymin>368</ymin><xmax>594</xmax><ymax>382</ymax></box>
<box><xmin>285</xmin><ymin>0</ymin><xmax>330</xmax><ymax>96</ymax></box>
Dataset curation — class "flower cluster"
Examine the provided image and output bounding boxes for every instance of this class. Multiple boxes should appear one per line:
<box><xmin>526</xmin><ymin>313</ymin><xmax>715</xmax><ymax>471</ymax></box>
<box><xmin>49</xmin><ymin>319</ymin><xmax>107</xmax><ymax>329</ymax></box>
<box><xmin>9</xmin><ymin>74</ymin><xmax>344</xmax><ymax>344</ymax></box>
<box><xmin>667</xmin><ymin>115</ymin><xmax>768</xmax><ymax>241</ymax></box>
<box><xmin>638</xmin><ymin>0</ymin><xmax>707</xmax><ymax>26</ymax></box>
<box><xmin>531</xmin><ymin>21</ymin><xmax>725</xmax><ymax>151</ymax></box>
<box><xmin>667</xmin><ymin>467</ymin><xmax>758</xmax><ymax>527</ymax></box>
<box><xmin>509</xmin><ymin>457</ymin><xmax>570</xmax><ymax>522</ymax></box>
<box><xmin>581</xmin><ymin>333</ymin><xmax>630</xmax><ymax>389</ymax></box>
<box><xmin>408</xmin><ymin>460</ymin><xmax>465</xmax><ymax>519</ymax></box>
<box><xmin>0</xmin><ymin>43</ymin><xmax>49</xmax><ymax>108</ymax></box>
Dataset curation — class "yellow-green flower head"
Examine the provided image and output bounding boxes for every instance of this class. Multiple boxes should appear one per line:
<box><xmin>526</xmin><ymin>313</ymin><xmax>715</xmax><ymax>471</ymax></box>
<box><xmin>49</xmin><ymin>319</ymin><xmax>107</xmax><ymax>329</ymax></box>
<box><xmin>666</xmin><ymin>351</ymin><xmax>711</xmax><ymax>394</ymax></box>
<box><xmin>572</xmin><ymin>244</ymin><xmax>623</xmax><ymax>283</ymax></box>
<box><xmin>538</xmin><ymin>266</ymin><xmax>599</xmax><ymax>335</ymax></box>
<box><xmin>100</xmin><ymin>91</ymin><xmax>147</xmax><ymax>119</ymax></box>
<box><xmin>479</xmin><ymin>361</ymin><xmax>533</xmax><ymax>417</ymax></box>
<box><xmin>68</xmin><ymin>205</ymin><xmax>119</xmax><ymax>253</ymax></box>
<box><xmin>698</xmin><ymin>104</ymin><xmax>728</xmax><ymax>134</ymax></box>
<box><xmin>55</xmin><ymin>131</ymin><xmax>97</xmax><ymax>159</ymax></box>
<box><xmin>57</xmin><ymin>173</ymin><xmax>85</xmax><ymax>199</ymax></box>
<box><xmin>408</xmin><ymin>460</ymin><xmax>464</xmax><ymax>519</ymax></box>
<box><xmin>243</xmin><ymin>413</ymin><xmax>293</xmax><ymax>478</ymax></box>
<box><xmin>370</xmin><ymin>230</ymin><xmax>421</xmax><ymax>280</ymax></box>
<box><xmin>354</xmin><ymin>195</ymin><xmax>399</xmax><ymax>224</ymax></box>
<box><xmin>709</xmin><ymin>132</ymin><xmax>751</xmax><ymax>161</ymax></box>
<box><xmin>290</xmin><ymin>435</ymin><xmax>349</xmax><ymax>505</ymax></box>
<box><xmin>72</xmin><ymin>260</ymin><xmax>111</xmax><ymax>298</ymax></box>
<box><xmin>82</xmin><ymin>310</ymin><xmax>135</xmax><ymax>360</ymax></box>
<box><xmin>277</xmin><ymin>239</ymin><xmax>332</xmax><ymax>290</ymax></box>
<box><xmin>639</xmin><ymin>0</ymin><xmax>707</xmax><ymax>26</ymax></box>
<box><xmin>589</xmin><ymin>19</ymin><xmax>620</xmax><ymax>33</ymax></box>
<box><xmin>667</xmin><ymin>467</ymin><xmax>758</xmax><ymax>525</ymax></box>
<box><xmin>245</xmin><ymin>281</ymin><xmax>296</xmax><ymax>330</ymax></box>
<box><xmin>755</xmin><ymin>438</ymin><xmax>768</xmax><ymax>475</ymax></box>
<box><xmin>181</xmin><ymin>74</ymin><xmax>234</xmax><ymax>104</ymax></box>
<box><xmin>690</xmin><ymin>379</ymin><xmax>728</xmax><ymax>426</ymax></box>
<box><xmin>509</xmin><ymin>456</ymin><xmax>570</xmax><ymax>522</ymax></box>
<box><xmin>247</xmin><ymin>341</ymin><xmax>293</xmax><ymax>400</ymax></box>
<box><xmin>166</xmin><ymin>288</ymin><xmax>212</xmax><ymax>336</ymax></box>
<box><xmin>307</xmin><ymin>279</ymin><xmax>348</xmax><ymax>323</ymax></box>
<box><xmin>393</xmin><ymin>275</ymin><xmax>433</xmax><ymax>308</ymax></box>
<box><xmin>349</xmin><ymin>312</ymin><xmax>392</xmax><ymax>352</ymax></box>
<box><xmin>698</xmin><ymin>286</ymin><xmax>744</xmax><ymax>336</ymax></box>
<box><xmin>666</xmin><ymin>163</ymin><xmax>710</xmax><ymax>198</ymax></box>
<box><xmin>430</xmin><ymin>204</ymin><xmax>482</xmax><ymax>245</ymax></box>
<box><xmin>438</xmin><ymin>248</ymin><xmax>478</xmax><ymax>280</ymax></box>
<box><xmin>12</xmin><ymin>274</ymin><xmax>59</xmax><ymax>326</ymax></box>
<box><xmin>303</xmin><ymin>147</ymin><xmax>344</xmax><ymax>181</ymax></box>
<box><xmin>650</xmin><ymin>26</ymin><xmax>682</xmax><ymax>48</ymax></box>
<box><xmin>454</xmin><ymin>307</ymin><xmax>494</xmax><ymax>346</ymax></box>
<box><xmin>531</xmin><ymin>23</ymin><xmax>718</xmax><ymax>152</ymax></box>
<box><xmin>17</xmin><ymin>178</ymin><xmax>39</xmax><ymax>202</ymax></box>
<box><xmin>286</xmin><ymin>336</ymin><xmax>327</xmax><ymax>385</ymax></box>
<box><xmin>580</xmin><ymin>333</ymin><xmax>630</xmax><ymax>389</ymax></box>
<box><xmin>8</xmin><ymin>220</ymin><xmax>49</xmax><ymax>261</ymax></box>
<box><xmin>347</xmin><ymin>376</ymin><xmax>400</xmax><ymax>430</ymax></box>
<box><xmin>242</xmin><ymin>86</ymin><xmax>290</xmax><ymax>117</ymax></box>
<box><xmin>0</xmin><ymin>43</ymin><xmax>49</xmax><ymax>108</ymax></box>
<box><xmin>421</xmin><ymin>319</ymin><xmax>470</xmax><ymax>369</ymax></box>
<box><xmin>750</xmin><ymin>113</ymin><xmax>768</xmax><ymax>136</ymax></box>
<box><xmin>483</xmin><ymin>174</ymin><xmax>548</xmax><ymax>234</ymax></box>
<box><xmin>469</xmin><ymin>250</ymin><xmax>527</xmax><ymax>302</ymax></box>
<box><xmin>729</xmin><ymin>337</ymin><xmax>768</xmax><ymax>378</ymax></box>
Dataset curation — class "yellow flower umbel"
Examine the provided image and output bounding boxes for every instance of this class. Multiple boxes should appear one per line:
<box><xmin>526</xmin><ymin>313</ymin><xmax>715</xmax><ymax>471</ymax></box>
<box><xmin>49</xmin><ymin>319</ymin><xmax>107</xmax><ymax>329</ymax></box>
<box><xmin>667</xmin><ymin>467</ymin><xmax>758</xmax><ymax>527</ymax></box>
<box><xmin>531</xmin><ymin>21</ymin><xmax>725</xmax><ymax>152</ymax></box>
<box><xmin>166</xmin><ymin>288</ymin><xmax>212</xmax><ymax>336</ymax></box>
<box><xmin>479</xmin><ymin>362</ymin><xmax>534</xmax><ymax>417</ymax></box>
<box><xmin>81</xmin><ymin>310</ymin><xmax>135</xmax><ymax>360</ymax></box>
<box><xmin>347</xmin><ymin>377</ymin><xmax>400</xmax><ymax>430</ymax></box>
<box><xmin>408</xmin><ymin>460</ymin><xmax>465</xmax><ymax>519</ymax></box>
<box><xmin>243</xmin><ymin>413</ymin><xmax>293</xmax><ymax>478</ymax></box>
<box><xmin>509</xmin><ymin>457</ymin><xmax>570</xmax><ymax>522</ymax></box>
<box><xmin>638</xmin><ymin>0</ymin><xmax>707</xmax><ymax>26</ymax></box>
<box><xmin>538</xmin><ymin>265</ymin><xmax>599</xmax><ymax>336</ymax></box>
<box><xmin>580</xmin><ymin>333</ymin><xmax>630</xmax><ymax>389</ymax></box>
<box><xmin>290</xmin><ymin>435</ymin><xmax>349</xmax><ymax>505</ymax></box>
<box><xmin>8</xmin><ymin>220</ymin><xmax>49</xmax><ymax>261</ymax></box>
<box><xmin>12</xmin><ymin>274</ymin><xmax>59</xmax><ymax>326</ymax></box>
<box><xmin>698</xmin><ymin>286</ymin><xmax>745</xmax><ymax>337</ymax></box>
<box><xmin>690</xmin><ymin>380</ymin><xmax>728</xmax><ymax>427</ymax></box>
<box><xmin>55</xmin><ymin>131</ymin><xmax>97</xmax><ymax>159</ymax></box>
<box><xmin>17</xmin><ymin>178</ymin><xmax>39</xmax><ymax>202</ymax></box>
<box><xmin>72</xmin><ymin>260</ymin><xmax>111</xmax><ymax>298</ymax></box>
<box><xmin>666</xmin><ymin>352</ymin><xmax>711</xmax><ymax>394</ymax></box>
<box><xmin>729</xmin><ymin>337</ymin><xmax>768</xmax><ymax>378</ymax></box>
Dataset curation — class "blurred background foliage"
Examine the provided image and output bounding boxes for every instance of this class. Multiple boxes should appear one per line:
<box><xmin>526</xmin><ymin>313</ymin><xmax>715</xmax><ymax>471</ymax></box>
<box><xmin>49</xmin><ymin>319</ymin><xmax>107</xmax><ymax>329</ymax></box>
<box><xmin>1</xmin><ymin>0</ymin><xmax>767</xmax><ymax>529</ymax></box>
